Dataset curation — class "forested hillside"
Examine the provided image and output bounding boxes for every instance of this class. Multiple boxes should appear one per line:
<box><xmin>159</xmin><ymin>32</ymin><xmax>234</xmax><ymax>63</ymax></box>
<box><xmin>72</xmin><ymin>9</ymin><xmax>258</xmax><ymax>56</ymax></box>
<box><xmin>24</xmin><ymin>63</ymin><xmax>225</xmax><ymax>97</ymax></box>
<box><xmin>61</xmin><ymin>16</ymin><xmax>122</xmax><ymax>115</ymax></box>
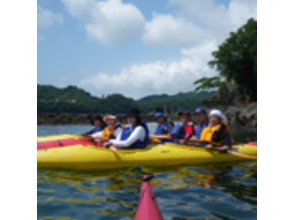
<box><xmin>37</xmin><ymin>85</ymin><xmax>214</xmax><ymax>114</ymax></box>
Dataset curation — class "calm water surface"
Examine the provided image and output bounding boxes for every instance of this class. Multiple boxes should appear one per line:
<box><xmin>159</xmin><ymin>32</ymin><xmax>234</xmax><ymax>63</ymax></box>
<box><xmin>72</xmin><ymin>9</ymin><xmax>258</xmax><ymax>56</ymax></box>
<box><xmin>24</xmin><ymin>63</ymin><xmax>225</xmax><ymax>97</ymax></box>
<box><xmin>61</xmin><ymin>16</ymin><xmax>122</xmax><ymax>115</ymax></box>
<box><xmin>37</xmin><ymin>124</ymin><xmax>257</xmax><ymax>220</ymax></box>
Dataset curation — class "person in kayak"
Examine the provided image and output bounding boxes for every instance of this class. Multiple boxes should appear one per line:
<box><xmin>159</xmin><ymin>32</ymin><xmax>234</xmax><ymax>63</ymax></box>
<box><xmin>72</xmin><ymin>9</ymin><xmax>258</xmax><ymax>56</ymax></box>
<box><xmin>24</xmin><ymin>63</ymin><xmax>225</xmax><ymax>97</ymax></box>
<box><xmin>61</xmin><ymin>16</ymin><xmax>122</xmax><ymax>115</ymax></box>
<box><xmin>194</xmin><ymin>107</ymin><xmax>209</xmax><ymax>140</ymax></box>
<box><xmin>103</xmin><ymin>107</ymin><xmax>149</xmax><ymax>151</ymax></box>
<box><xmin>199</xmin><ymin>109</ymin><xmax>231</xmax><ymax>152</ymax></box>
<box><xmin>170</xmin><ymin>110</ymin><xmax>195</xmax><ymax>145</ymax></box>
<box><xmin>82</xmin><ymin>114</ymin><xmax>107</xmax><ymax>135</ymax></box>
<box><xmin>149</xmin><ymin>112</ymin><xmax>174</xmax><ymax>139</ymax></box>
<box><xmin>92</xmin><ymin>114</ymin><xmax>124</xmax><ymax>141</ymax></box>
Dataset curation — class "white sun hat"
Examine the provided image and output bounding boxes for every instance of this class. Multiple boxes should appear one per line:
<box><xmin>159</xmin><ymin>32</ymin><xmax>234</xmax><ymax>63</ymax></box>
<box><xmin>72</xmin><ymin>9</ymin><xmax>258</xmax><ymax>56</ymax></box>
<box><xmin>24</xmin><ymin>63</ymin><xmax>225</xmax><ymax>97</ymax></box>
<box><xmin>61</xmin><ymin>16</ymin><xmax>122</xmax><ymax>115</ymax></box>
<box><xmin>103</xmin><ymin>114</ymin><xmax>117</xmax><ymax>121</ymax></box>
<box><xmin>209</xmin><ymin>109</ymin><xmax>228</xmax><ymax>122</ymax></box>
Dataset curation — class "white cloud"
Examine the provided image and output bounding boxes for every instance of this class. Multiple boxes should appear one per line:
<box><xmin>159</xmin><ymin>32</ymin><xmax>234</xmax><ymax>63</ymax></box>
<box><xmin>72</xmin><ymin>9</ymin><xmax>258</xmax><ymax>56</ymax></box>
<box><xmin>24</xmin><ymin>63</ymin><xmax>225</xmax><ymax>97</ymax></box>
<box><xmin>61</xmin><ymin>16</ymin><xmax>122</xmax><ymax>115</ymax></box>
<box><xmin>62</xmin><ymin>0</ymin><xmax>145</xmax><ymax>45</ymax></box>
<box><xmin>143</xmin><ymin>14</ymin><xmax>206</xmax><ymax>47</ymax></box>
<box><xmin>169</xmin><ymin>0</ymin><xmax>257</xmax><ymax>42</ymax></box>
<box><xmin>37</xmin><ymin>5</ymin><xmax>63</xmax><ymax>29</ymax></box>
<box><xmin>74</xmin><ymin>0</ymin><xmax>257</xmax><ymax>98</ymax></box>
<box><xmin>143</xmin><ymin>0</ymin><xmax>257</xmax><ymax>47</ymax></box>
<box><xmin>79</xmin><ymin>40</ymin><xmax>218</xmax><ymax>99</ymax></box>
<box><xmin>61</xmin><ymin>0</ymin><xmax>256</xmax><ymax>47</ymax></box>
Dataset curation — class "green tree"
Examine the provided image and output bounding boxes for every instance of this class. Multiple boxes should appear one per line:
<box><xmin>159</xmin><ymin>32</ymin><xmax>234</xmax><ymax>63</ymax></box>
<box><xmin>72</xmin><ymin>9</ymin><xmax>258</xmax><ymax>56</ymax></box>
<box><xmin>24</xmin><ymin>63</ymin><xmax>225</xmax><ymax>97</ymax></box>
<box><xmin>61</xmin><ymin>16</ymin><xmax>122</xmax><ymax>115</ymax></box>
<box><xmin>196</xmin><ymin>18</ymin><xmax>257</xmax><ymax>101</ymax></box>
<box><xmin>193</xmin><ymin>76</ymin><xmax>225</xmax><ymax>91</ymax></box>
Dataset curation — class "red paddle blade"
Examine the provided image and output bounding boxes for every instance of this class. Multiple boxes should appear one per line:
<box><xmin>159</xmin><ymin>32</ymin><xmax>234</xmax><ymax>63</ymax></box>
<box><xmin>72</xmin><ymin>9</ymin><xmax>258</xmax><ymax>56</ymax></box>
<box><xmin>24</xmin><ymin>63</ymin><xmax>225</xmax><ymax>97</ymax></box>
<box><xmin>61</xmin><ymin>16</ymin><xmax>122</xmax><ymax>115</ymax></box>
<box><xmin>134</xmin><ymin>176</ymin><xmax>163</xmax><ymax>220</ymax></box>
<box><xmin>246</xmin><ymin>141</ymin><xmax>257</xmax><ymax>146</ymax></box>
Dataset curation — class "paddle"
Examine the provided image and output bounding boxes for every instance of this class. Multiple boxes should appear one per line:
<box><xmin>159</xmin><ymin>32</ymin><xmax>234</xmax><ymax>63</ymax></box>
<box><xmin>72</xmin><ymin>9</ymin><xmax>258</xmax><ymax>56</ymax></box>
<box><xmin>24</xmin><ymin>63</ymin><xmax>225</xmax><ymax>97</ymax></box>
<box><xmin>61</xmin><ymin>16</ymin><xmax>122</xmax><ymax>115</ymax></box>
<box><xmin>149</xmin><ymin>137</ymin><xmax>162</xmax><ymax>143</ymax></box>
<box><xmin>149</xmin><ymin>135</ymin><xmax>170</xmax><ymax>141</ymax></box>
<box><xmin>189</xmin><ymin>137</ymin><xmax>248</xmax><ymax>146</ymax></box>
<box><xmin>227</xmin><ymin>150</ymin><xmax>257</xmax><ymax>159</ymax></box>
<box><xmin>186</xmin><ymin>142</ymin><xmax>257</xmax><ymax>159</ymax></box>
<box><xmin>152</xmin><ymin>136</ymin><xmax>241</xmax><ymax>145</ymax></box>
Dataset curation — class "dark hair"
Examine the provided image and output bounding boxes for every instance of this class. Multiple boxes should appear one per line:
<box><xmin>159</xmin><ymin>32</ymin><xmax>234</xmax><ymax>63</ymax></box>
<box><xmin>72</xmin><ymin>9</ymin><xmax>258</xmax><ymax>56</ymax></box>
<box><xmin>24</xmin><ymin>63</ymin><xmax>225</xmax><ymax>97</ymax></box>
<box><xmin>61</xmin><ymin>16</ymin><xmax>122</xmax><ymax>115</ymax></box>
<box><xmin>135</xmin><ymin>116</ymin><xmax>144</xmax><ymax>127</ymax></box>
<box><xmin>125</xmin><ymin>107</ymin><xmax>144</xmax><ymax>127</ymax></box>
<box><xmin>91</xmin><ymin>114</ymin><xmax>104</xmax><ymax>125</ymax></box>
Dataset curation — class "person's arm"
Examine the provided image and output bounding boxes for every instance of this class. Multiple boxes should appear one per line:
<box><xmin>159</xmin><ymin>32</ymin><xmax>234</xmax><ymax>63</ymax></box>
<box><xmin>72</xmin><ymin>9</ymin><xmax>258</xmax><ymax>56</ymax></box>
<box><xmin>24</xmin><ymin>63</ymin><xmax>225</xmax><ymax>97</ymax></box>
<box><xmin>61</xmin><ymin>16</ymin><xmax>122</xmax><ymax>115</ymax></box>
<box><xmin>205</xmin><ymin>130</ymin><xmax>231</xmax><ymax>152</ymax></box>
<box><xmin>150</xmin><ymin>134</ymin><xmax>170</xmax><ymax>139</ymax></box>
<box><xmin>189</xmin><ymin>137</ymin><xmax>199</xmax><ymax>142</ymax></box>
<box><xmin>179</xmin><ymin>124</ymin><xmax>194</xmax><ymax>144</ymax></box>
<box><xmin>113</xmin><ymin>127</ymin><xmax>123</xmax><ymax>139</ymax></box>
<box><xmin>103</xmin><ymin>130</ymin><xmax>123</xmax><ymax>148</ymax></box>
<box><xmin>110</xmin><ymin>127</ymin><xmax>145</xmax><ymax>148</ymax></box>
<box><xmin>91</xmin><ymin>131</ymin><xmax>102</xmax><ymax>138</ymax></box>
<box><xmin>221</xmin><ymin>130</ymin><xmax>231</xmax><ymax>149</ymax></box>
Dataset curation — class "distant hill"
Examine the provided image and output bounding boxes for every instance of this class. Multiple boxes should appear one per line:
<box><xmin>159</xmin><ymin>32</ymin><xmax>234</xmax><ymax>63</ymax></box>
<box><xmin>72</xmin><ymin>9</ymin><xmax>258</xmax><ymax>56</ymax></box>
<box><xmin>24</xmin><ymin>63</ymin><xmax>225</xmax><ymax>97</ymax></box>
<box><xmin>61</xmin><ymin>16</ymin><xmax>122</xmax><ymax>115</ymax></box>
<box><xmin>37</xmin><ymin>85</ymin><xmax>94</xmax><ymax>102</ymax></box>
<box><xmin>139</xmin><ymin>94</ymin><xmax>170</xmax><ymax>101</ymax></box>
<box><xmin>37</xmin><ymin>84</ymin><xmax>215</xmax><ymax>114</ymax></box>
<box><xmin>137</xmin><ymin>91</ymin><xmax>214</xmax><ymax>113</ymax></box>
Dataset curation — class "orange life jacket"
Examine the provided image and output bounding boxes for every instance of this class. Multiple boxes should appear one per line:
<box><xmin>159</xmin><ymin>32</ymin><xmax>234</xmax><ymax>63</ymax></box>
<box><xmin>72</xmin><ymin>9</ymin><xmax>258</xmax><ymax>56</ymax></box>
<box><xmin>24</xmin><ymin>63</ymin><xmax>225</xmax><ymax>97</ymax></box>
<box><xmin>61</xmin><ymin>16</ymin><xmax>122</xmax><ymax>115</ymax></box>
<box><xmin>199</xmin><ymin>122</ymin><xmax>230</xmax><ymax>146</ymax></box>
<box><xmin>101</xmin><ymin>123</ymin><xmax>124</xmax><ymax>140</ymax></box>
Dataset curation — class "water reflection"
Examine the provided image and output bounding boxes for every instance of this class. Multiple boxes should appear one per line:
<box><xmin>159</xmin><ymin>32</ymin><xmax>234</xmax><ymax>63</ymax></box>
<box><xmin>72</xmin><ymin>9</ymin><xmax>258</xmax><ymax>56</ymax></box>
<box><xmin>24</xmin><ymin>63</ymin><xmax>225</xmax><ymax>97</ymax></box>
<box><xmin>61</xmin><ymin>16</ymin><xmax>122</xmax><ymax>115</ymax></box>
<box><xmin>38</xmin><ymin>162</ymin><xmax>256</xmax><ymax>220</ymax></box>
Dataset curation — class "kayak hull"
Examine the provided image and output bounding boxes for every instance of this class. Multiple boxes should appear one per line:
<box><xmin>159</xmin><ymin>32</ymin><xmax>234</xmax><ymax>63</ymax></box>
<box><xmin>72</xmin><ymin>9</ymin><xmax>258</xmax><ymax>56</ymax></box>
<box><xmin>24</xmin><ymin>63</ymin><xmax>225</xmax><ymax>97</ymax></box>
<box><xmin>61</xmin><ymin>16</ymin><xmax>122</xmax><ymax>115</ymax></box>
<box><xmin>37</xmin><ymin>135</ymin><xmax>257</xmax><ymax>170</ymax></box>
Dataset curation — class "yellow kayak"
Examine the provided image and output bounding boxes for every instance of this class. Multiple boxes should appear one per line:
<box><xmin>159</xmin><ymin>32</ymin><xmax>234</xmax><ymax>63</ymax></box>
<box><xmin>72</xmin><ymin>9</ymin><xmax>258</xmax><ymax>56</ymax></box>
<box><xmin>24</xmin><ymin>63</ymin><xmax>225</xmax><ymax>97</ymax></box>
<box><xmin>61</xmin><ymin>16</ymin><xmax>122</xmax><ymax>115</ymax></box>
<box><xmin>37</xmin><ymin>134</ymin><xmax>257</xmax><ymax>170</ymax></box>
<box><xmin>37</xmin><ymin>134</ymin><xmax>80</xmax><ymax>142</ymax></box>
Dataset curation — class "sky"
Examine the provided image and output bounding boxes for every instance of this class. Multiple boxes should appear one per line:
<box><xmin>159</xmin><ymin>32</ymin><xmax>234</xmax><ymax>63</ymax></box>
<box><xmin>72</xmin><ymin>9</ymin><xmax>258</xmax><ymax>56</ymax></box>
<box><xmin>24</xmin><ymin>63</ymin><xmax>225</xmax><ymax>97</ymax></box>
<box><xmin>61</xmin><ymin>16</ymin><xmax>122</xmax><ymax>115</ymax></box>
<box><xmin>37</xmin><ymin>0</ymin><xmax>257</xmax><ymax>99</ymax></box>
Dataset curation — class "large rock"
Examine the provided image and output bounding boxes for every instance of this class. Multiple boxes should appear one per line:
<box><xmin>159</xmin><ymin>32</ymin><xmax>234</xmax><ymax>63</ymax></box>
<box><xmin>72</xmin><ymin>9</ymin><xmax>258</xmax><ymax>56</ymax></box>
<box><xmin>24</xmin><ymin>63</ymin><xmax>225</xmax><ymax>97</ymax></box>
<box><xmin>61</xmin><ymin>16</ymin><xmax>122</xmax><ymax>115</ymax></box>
<box><xmin>239</xmin><ymin>103</ymin><xmax>257</xmax><ymax>127</ymax></box>
<box><xmin>202</xmin><ymin>81</ymin><xmax>251</xmax><ymax>107</ymax></box>
<box><xmin>223</xmin><ymin>106</ymin><xmax>243</xmax><ymax>127</ymax></box>
<box><xmin>200</xmin><ymin>80</ymin><xmax>257</xmax><ymax>128</ymax></box>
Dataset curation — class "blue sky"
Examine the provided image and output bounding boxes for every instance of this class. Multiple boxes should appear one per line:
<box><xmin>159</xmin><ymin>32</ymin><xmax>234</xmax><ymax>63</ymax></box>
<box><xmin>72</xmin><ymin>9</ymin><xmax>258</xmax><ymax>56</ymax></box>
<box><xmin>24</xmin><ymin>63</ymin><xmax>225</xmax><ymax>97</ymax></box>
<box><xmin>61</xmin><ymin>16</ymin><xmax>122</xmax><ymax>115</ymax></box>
<box><xmin>37</xmin><ymin>0</ymin><xmax>257</xmax><ymax>99</ymax></box>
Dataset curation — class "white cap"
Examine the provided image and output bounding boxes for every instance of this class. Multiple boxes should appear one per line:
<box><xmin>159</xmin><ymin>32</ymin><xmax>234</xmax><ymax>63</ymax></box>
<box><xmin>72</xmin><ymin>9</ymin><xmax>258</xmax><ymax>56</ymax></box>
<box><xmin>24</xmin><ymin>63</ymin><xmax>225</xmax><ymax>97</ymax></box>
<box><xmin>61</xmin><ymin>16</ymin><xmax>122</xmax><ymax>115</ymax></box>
<box><xmin>209</xmin><ymin>109</ymin><xmax>228</xmax><ymax>122</ymax></box>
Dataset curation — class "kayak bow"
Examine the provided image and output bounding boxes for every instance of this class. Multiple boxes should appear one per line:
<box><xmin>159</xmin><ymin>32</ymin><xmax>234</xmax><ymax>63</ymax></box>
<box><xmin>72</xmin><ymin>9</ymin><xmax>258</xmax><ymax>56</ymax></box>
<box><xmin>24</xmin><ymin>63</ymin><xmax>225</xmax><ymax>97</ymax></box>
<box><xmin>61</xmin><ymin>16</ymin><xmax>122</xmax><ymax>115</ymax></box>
<box><xmin>134</xmin><ymin>175</ymin><xmax>163</xmax><ymax>220</ymax></box>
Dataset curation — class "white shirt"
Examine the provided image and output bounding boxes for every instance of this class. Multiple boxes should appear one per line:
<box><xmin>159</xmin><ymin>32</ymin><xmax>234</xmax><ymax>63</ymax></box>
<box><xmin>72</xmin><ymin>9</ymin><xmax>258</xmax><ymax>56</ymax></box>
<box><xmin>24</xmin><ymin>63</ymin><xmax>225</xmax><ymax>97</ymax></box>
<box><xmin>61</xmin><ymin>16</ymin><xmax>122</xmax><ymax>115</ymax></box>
<box><xmin>110</xmin><ymin>126</ymin><xmax>146</xmax><ymax>148</ymax></box>
<box><xmin>91</xmin><ymin>122</ymin><xmax>123</xmax><ymax>139</ymax></box>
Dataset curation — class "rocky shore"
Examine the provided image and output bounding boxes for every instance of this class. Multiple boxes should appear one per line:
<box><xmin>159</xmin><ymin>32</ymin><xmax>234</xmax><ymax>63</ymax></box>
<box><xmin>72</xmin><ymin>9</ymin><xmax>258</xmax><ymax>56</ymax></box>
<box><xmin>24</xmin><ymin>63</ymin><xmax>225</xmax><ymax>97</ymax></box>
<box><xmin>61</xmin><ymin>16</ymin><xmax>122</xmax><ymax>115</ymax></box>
<box><xmin>201</xmin><ymin>80</ymin><xmax>257</xmax><ymax>128</ymax></box>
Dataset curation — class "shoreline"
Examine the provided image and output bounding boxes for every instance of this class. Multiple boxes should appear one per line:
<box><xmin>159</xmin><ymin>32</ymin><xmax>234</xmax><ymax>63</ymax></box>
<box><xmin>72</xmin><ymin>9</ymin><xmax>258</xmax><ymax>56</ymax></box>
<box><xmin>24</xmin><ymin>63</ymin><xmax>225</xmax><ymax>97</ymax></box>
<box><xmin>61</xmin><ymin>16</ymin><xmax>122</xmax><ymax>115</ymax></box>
<box><xmin>37</xmin><ymin>103</ymin><xmax>257</xmax><ymax>128</ymax></box>
<box><xmin>37</xmin><ymin>113</ymin><xmax>180</xmax><ymax>125</ymax></box>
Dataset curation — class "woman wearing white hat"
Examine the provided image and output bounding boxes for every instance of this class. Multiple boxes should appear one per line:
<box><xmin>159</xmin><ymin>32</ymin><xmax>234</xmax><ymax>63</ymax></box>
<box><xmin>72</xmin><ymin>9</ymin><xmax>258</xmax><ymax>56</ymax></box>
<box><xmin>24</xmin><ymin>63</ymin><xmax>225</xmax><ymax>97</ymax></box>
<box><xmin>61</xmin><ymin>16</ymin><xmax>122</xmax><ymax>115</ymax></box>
<box><xmin>199</xmin><ymin>109</ymin><xmax>231</xmax><ymax>152</ymax></box>
<box><xmin>92</xmin><ymin>114</ymin><xmax>124</xmax><ymax>141</ymax></box>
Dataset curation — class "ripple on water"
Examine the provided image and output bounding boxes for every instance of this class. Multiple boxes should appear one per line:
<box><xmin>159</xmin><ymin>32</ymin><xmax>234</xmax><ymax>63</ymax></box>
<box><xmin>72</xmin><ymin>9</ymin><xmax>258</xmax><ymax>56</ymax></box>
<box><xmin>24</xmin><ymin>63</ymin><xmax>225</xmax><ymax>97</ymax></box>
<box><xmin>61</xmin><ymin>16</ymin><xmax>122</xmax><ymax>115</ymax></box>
<box><xmin>37</xmin><ymin>162</ymin><xmax>257</xmax><ymax>220</ymax></box>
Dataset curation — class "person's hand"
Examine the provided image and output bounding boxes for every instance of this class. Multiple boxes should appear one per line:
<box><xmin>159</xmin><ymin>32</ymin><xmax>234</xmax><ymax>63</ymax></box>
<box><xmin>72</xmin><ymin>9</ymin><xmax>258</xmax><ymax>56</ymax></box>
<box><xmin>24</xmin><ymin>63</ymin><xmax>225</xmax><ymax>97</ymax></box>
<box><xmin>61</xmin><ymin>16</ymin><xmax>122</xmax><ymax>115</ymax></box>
<box><xmin>205</xmin><ymin>144</ymin><xmax>214</xmax><ymax>151</ymax></box>
<box><xmin>179</xmin><ymin>139</ymin><xmax>187</xmax><ymax>145</ymax></box>
<box><xmin>93</xmin><ymin>138</ymin><xmax>100</xmax><ymax>142</ymax></box>
<box><xmin>110</xmin><ymin>146</ymin><xmax>119</xmax><ymax>152</ymax></box>
<box><xmin>149</xmin><ymin>134</ymin><xmax>155</xmax><ymax>138</ymax></box>
<box><xmin>103</xmin><ymin>142</ymin><xmax>112</xmax><ymax>148</ymax></box>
